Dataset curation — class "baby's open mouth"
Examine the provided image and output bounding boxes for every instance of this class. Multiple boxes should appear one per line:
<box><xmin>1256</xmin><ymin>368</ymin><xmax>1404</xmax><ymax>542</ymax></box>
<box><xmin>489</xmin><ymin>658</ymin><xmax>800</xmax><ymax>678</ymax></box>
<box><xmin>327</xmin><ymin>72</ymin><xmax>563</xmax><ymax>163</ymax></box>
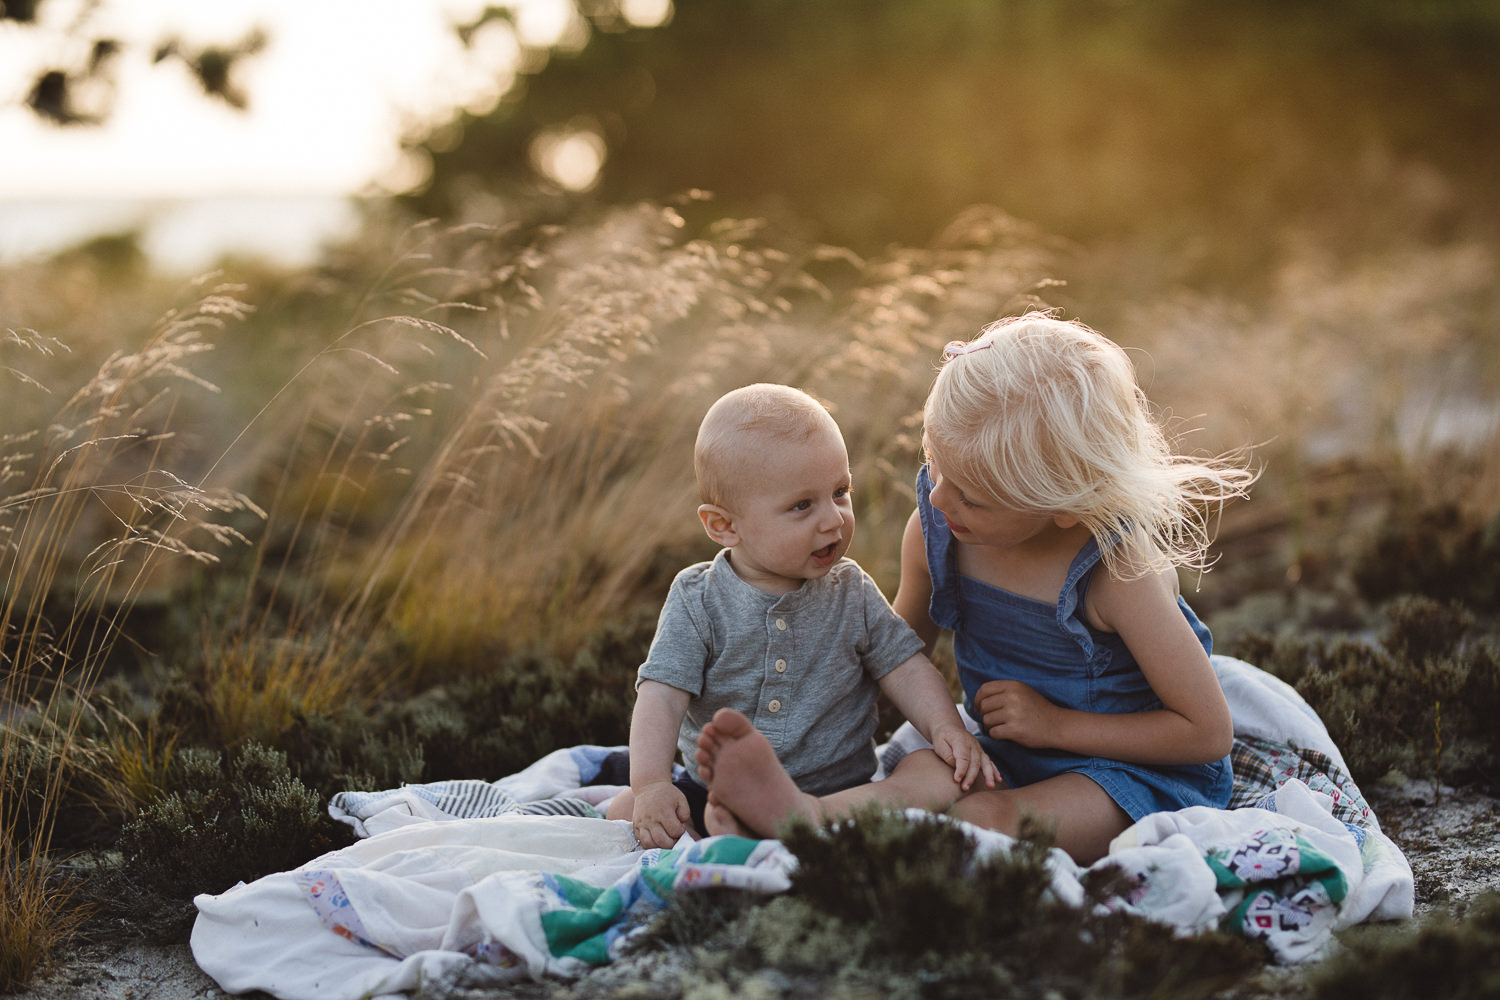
<box><xmin>813</xmin><ymin>542</ymin><xmax>838</xmax><ymax>560</ymax></box>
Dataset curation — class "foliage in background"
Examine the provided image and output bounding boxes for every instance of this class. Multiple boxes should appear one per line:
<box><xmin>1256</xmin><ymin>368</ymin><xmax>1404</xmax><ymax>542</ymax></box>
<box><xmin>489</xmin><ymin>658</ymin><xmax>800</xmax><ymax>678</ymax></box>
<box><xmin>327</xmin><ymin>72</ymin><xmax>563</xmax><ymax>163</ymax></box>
<box><xmin>4</xmin><ymin>0</ymin><xmax>266</xmax><ymax>125</ymax></box>
<box><xmin>1</xmin><ymin>284</ymin><xmax>263</xmax><ymax>989</ymax></box>
<box><xmin>413</xmin><ymin>0</ymin><xmax>1500</xmax><ymax>263</ymax></box>
<box><xmin>1353</xmin><ymin>504</ymin><xmax>1500</xmax><ymax>613</ymax></box>
<box><xmin>258</xmin><ymin>616</ymin><xmax>651</xmax><ymax>799</ymax></box>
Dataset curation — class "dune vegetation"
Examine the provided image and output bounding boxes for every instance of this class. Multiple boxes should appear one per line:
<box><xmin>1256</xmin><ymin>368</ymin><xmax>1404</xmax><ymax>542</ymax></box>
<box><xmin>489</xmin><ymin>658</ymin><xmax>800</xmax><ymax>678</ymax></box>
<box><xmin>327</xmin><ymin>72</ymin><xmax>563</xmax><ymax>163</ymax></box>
<box><xmin>5</xmin><ymin>1</ymin><xmax>1500</xmax><ymax>996</ymax></box>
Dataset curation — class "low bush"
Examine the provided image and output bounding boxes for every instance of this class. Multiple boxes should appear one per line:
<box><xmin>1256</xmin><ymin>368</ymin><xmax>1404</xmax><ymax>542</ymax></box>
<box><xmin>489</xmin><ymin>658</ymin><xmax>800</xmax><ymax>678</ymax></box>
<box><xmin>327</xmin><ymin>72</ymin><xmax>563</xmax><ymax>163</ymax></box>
<box><xmin>1311</xmin><ymin>891</ymin><xmax>1500</xmax><ymax>1000</ymax></box>
<box><xmin>108</xmin><ymin>743</ymin><xmax>349</xmax><ymax>936</ymax></box>
<box><xmin>1229</xmin><ymin>596</ymin><xmax>1500</xmax><ymax>790</ymax></box>
<box><xmin>353</xmin><ymin>619</ymin><xmax>648</xmax><ymax>785</ymax></box>
<box><xmin>641</xmin><ymin>808</ymin><xmax>1262</xmax><ymax>1000</ymax></box>
<box><xmin>1352</xmin><ymin>503</ymin><xmax>1500</xmax><ymax>615</ymax></box>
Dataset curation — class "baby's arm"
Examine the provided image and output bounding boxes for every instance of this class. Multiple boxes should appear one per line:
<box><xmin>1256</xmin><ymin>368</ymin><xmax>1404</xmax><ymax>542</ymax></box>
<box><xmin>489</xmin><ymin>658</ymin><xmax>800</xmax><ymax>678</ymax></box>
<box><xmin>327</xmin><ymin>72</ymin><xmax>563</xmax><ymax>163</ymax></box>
<box><xmin>625</xmin><ymin>679</ymin><xmax>694</xmax><ymax>847</ymax></box>
<box><xmin>975</xmin><ymin>567</ymin><xmax>1233</xmax><ymax>765</ymax></box>
<box><xmin>878</xmin><ymin>654</ymin><xmax>998</xmax><ymax>792</ymax></box>
<box><xmin>886</xmin><ymin>508</ymin><xmax>996</xmax><ymax>789</ymax></box>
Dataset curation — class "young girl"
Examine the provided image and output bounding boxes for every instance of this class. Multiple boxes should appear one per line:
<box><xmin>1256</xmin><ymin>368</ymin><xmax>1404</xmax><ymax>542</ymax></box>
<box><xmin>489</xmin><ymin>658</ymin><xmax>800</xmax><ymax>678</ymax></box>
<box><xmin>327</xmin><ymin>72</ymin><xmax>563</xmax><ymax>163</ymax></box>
<box><xmin>695</xmin><ymin>313</ymin><xmax>1256</xmax><ymax>864</ymax></box>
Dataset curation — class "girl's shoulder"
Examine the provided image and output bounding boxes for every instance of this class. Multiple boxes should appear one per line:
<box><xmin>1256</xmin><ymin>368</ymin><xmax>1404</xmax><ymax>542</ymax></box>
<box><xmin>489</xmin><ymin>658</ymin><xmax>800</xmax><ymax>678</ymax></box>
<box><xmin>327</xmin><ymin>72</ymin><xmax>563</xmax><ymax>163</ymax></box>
<box><xmin>1083</xmin><ymin>548</ymin><xmax>1184</xmax><ymax>634</ymax></box>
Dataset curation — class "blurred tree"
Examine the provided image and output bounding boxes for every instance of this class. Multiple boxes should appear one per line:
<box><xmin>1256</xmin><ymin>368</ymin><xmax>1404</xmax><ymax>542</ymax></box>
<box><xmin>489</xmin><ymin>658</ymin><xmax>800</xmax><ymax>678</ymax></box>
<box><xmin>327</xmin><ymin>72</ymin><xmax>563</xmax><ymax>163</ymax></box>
<box><xmin>5</xmin><ymin>0</ymin><xmax>266</xmax><ymax>124</ymax></box>
<box><xmin>405</xmin><ymin>0</ymin><xmax>1500</xmax><ymax>255</ymax></box>
<box><xmin>11</xmin><ymin>0</ymin><xmax>1500</xmax><ymax>264</ymax></box>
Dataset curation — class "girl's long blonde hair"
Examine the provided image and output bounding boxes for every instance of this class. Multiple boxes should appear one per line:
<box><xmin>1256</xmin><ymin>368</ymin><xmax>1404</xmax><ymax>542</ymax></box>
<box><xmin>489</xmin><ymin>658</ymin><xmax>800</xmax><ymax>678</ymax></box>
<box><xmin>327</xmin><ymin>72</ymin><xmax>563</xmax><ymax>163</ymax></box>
<box><xmin>923</xmin><ymin>313</ymin><xmax>1256</xmax><ymax>580</ymax></box>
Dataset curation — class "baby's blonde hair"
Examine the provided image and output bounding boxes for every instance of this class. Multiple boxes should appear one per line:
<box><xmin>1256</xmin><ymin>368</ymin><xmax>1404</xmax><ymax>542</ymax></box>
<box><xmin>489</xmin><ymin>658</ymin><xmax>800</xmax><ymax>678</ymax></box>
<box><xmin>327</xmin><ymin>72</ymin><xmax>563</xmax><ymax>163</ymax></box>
<box><xmin>924</xmin><ymin>313</ymin><xmax>1256</xmax><ymax>579</ymax></box>
<box><xmin>696</xmin><ymin>383</ymin><xmax>839</xmax><ymax>508</ymax></box>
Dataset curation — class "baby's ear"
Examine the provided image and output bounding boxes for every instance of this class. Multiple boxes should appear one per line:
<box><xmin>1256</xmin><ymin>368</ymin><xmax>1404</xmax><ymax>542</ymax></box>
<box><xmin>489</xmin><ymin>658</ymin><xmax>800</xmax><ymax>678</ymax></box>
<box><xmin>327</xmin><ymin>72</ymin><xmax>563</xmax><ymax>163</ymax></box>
<box><xmin>698</xmin><ymin>504</ymin><xmax>739</xmax><ymax>546</ymax></box>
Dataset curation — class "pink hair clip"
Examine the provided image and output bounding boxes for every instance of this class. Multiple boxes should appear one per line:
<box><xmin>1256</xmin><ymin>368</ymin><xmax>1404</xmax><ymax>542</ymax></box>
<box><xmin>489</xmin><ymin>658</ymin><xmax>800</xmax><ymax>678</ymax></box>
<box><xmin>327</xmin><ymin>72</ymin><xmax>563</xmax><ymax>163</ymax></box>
<box><xmin>942</xmin><ymin>340</ymin><xmax>992</xmax><ymax>362</ymax></box>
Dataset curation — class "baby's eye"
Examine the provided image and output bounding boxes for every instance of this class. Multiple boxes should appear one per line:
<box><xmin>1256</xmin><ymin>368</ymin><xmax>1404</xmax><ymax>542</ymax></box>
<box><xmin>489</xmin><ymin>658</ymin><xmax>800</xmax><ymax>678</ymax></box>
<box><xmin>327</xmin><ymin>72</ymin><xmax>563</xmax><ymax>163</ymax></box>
<box><xmin>791</xmin><ymin>499</ymin><xmax>812</xmax><ymax>512</ymax></box>
<box><xmin>834</xmin><ymin>485</ymin><xmax>851</xmax><ymax>500</ymax></box>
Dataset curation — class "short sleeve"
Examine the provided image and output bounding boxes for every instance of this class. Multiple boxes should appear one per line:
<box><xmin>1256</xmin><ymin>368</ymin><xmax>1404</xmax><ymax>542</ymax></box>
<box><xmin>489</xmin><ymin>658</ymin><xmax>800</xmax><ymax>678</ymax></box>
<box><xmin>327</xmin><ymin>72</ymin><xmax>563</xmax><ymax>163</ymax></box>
<box><xmin>854</xmin><ymin>567</ymin><xmax>924</xmax><ymax>681</ymax></box>
<box><xmin>636</xmin><ymin>573</ymin><xmax>713</xmax><ymax>696</ymax></box>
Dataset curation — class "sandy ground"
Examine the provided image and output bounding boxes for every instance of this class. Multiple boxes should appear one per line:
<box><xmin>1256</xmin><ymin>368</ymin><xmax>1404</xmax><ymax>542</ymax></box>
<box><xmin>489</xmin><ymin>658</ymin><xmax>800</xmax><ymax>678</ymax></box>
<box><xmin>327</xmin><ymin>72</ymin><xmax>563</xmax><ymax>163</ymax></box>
<box><xmin>13</xmin><ymin>941</ymin><xmax>225</xmax><ymax>1000</ymax></box>
<box><xmin>14</xmin><ymin>781</ymin><xmax>1500</xmax><ymax>1000</ymax></box>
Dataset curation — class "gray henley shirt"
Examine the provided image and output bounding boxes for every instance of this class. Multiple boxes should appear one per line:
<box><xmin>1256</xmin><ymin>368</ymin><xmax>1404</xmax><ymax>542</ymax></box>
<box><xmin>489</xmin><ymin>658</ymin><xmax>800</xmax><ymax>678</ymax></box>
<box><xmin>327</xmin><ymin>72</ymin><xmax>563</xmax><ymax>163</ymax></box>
<box><xmin>637</xmin><ymin>548</ymin><xmax>924</xmax><ymax>795</ymax></box>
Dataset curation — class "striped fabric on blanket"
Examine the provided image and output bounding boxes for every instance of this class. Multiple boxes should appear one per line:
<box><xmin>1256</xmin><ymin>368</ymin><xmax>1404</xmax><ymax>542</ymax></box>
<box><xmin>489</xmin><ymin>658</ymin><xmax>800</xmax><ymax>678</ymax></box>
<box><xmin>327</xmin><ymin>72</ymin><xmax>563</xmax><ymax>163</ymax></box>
<box><xmin>331</xmin><ymin>780</ymin><xmax>599</xmax><ymax>824</ymax></box>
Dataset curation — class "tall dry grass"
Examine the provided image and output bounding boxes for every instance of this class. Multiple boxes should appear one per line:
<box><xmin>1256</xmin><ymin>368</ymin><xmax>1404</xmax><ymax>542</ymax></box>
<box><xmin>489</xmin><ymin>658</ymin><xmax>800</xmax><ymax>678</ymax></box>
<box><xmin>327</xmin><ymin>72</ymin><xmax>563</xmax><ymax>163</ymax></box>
<box><xmin>1</xmin><ymin>283</ymin><xmax>261</xmax><ymax>987</ymax></box>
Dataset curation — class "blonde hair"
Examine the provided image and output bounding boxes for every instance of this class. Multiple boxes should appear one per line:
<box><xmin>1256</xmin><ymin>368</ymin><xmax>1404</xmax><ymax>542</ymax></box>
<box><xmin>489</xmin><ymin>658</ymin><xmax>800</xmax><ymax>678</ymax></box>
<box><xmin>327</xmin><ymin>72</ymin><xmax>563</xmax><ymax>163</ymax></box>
<box><xmin>924</xmin><ymin>313</ymin><xmax>1256</xmax><ymax>579</ymax></box>
<box><xmin>695</xmin><ymin>383</ymin><xmax>839</xmax><ymax>507</ymax></box>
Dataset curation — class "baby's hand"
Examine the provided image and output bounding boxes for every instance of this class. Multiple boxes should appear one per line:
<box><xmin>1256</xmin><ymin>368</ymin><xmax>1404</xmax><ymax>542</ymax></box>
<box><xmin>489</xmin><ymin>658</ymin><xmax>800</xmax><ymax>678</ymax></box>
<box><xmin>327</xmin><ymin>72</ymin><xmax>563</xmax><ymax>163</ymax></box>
<box><xmin>631</xmin><ymin>781</ymin><xmax>691</xmax><ymax>848</ymax></box>
<box><xmin>929</xmin><ymin>720</ymin><xmax>999</xmax><ymax>792</ymax></box>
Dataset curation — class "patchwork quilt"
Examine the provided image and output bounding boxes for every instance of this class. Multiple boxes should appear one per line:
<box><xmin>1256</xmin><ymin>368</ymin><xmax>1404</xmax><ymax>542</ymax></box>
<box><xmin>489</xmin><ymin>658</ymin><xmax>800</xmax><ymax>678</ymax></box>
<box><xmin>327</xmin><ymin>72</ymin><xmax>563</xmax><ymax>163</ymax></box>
<box><xmin>190</xmin><ymin>657</ymin><xmax>1414</xmax><ymax>999</ymax></box>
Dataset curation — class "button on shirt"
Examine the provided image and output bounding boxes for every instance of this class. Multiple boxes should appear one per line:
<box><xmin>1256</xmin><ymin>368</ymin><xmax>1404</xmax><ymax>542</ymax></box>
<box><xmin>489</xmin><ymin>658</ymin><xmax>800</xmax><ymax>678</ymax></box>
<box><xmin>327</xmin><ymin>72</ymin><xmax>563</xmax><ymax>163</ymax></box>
<box><xmin>637</xmin><ymin>548</ymin><xmax>924</xmax><ymax>796</ymax></box>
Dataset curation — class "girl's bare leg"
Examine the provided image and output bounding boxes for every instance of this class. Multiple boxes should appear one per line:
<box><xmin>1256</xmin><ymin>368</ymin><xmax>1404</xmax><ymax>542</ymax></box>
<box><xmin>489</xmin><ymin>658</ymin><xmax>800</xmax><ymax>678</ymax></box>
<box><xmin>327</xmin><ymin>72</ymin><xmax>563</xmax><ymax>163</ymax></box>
<box><xmin>696</xmin><ymin>708</ymin><xmax>975</xmax><ymax>837</ymax></box>
<box><xmin>699</xmin><ymin>708</ymin><xmax>1130</xmax><ymax>863</ymax></box>
<box><xmin>951</xmin><ymin>772</ymin><xmax>1130</xmax><ymax>866</ymax></box>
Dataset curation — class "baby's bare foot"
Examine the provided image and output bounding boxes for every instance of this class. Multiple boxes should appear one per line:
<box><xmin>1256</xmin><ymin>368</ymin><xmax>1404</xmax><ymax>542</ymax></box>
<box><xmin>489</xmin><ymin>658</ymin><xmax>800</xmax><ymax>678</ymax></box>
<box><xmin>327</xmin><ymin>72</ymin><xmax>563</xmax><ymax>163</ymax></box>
<box><xmin>694</xmin><ymin>708</ymin><xmax>822</xmax><ymax>837</ymax></box>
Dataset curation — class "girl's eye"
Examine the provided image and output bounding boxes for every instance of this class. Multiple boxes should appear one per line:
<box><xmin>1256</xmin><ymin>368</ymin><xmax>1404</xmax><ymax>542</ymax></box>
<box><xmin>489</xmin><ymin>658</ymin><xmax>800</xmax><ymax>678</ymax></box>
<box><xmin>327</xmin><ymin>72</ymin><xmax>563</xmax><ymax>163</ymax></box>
<box><xmin>958</xmin><ymin>494</ymin><xmax>978</xmax><ymax>509</ymax></box>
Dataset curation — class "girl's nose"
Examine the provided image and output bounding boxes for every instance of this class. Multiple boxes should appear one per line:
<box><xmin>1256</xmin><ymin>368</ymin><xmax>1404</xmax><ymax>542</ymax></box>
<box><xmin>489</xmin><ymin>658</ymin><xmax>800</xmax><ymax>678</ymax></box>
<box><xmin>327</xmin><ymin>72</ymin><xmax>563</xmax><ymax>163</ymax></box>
<box><xmin>930</xmin><ymin>479</ymin><xmax>953</xmax><ymax>510</ymax></box>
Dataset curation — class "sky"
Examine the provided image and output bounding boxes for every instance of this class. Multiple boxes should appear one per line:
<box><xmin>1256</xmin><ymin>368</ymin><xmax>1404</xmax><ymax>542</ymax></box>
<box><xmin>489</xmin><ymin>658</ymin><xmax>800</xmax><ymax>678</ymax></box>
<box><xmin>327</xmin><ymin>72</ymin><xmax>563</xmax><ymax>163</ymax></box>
<box><xmin>0</xmin><ymin>0</ymin><xmax>667</xmax><ymax>266</ymax></box>
<box><xmin>0</xmin><ymin>0</ymin><xmax>551</xmax><ymax>199</ymax></box>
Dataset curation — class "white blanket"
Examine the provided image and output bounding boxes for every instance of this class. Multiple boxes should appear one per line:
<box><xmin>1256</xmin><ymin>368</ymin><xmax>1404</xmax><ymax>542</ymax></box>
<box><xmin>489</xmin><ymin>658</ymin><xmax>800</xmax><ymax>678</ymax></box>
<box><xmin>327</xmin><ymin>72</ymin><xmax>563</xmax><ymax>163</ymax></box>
<box><xmin>191</xmin><ymin>657</ymin><xmax>1414</xmax><ymax>998</ymax></box>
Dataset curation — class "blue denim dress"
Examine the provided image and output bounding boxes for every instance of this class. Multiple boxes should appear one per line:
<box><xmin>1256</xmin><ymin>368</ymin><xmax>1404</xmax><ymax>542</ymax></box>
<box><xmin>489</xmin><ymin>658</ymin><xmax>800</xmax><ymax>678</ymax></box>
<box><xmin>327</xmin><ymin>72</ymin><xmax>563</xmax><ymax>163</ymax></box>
<box><xmin>916</xmin><ymin>466</ymin><xmax>1232</xmax><ymax>820</ymax></box>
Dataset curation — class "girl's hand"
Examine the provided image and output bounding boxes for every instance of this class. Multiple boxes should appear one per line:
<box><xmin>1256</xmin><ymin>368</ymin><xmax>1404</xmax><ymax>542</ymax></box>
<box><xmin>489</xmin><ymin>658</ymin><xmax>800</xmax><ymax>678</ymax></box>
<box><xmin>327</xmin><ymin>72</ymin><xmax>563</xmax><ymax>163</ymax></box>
<box><xmin>974</xmin><ymin>679</ymin><xmax>1058</xmax><ymax>748</ymax></box>
<box><xmin>928</xmin><ymin>720</ymin><xmax>1000</xmax><ymax>791</ymax></box>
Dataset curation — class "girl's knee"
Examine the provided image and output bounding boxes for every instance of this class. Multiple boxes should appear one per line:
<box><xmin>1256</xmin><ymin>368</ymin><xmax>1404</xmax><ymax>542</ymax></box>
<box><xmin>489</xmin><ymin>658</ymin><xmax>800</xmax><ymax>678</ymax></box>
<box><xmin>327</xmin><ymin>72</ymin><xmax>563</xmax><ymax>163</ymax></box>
<box><xmin>951</xmin><ymin>789</ymin><xmax>1022</xmax><ymax>835</ymax></box>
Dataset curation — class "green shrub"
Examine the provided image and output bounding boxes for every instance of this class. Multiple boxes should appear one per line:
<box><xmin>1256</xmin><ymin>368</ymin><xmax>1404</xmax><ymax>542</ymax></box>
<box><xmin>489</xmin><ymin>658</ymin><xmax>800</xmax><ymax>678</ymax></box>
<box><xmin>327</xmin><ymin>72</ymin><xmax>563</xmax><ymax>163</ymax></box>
<box><xmin>1311</xmin><ymin>892</ymin><xmax>1500</xmax><ymax>1000</ymax></box>
<box><xmin>359</xmin><ymin>622</ymin><xmax>646</xmax><ymax>783</ymax></box>
<box><xmin>0</xmin><ymin>680</ymin><xmax>149</xmax><ymax>854</ymax></box>
<box><xmin>646</xmin><ymin>808</ymin><xmax>1262</xmax><ymax>1000</ymax></box>
<box><xmin>142</xmin><ymin>613</ymin><xmax>648</xmax><ymax>801</ymax></box>
<box><xmin>274</xmin><ymin>712</ymin><xmax>427</xmax><ymax>797</ymax></box>
<box><xmin>111</xmin><ymin>742</ymin><xmax>347</xmax><ymax>935</ymax></box>
<box><xmin>0</xmin><ymin>737</ymin><xmax>65</xmax><ymax>854</ymax></box>
<box><xmin>1230</xmin><ymin>596</ymin><xmax>1500</xmax><ymax>790</ymax></box>
<box><xmin>780</xmin><ymin>808</ymin><xmax>1053</xmax><ymax>960</ymax></box>
<box><xmin>1353</xmin><ymin>504</ymin><xmax>1500</xmax><ymax>615</ymax></box>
